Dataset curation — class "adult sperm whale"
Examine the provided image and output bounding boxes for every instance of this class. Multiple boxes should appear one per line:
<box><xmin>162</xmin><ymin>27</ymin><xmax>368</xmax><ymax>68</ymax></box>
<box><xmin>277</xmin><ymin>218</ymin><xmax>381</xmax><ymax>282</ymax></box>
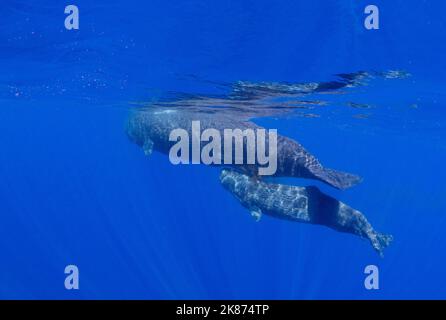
<box><xmin>220</xmin><ymin>170</ymin><xmax>392</xmax><ymax>255</ymax></box>
<box><xmin>126</xmin><ymin>108</ymin><xmax>361</xmax><ymax>189</ymax></box>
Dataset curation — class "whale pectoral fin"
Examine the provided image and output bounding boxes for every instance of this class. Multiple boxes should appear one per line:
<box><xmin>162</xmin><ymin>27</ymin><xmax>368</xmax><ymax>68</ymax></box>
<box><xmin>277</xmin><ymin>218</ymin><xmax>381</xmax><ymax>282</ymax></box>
<box><xmin>143</xmin><ymin>138</ymin><xmax>154</xmax><ymax>156</ymax></box>
<box><xmin>250</xmin><ymin>208</ymin><xmax>262</xmax><ymax>222</ymax></box>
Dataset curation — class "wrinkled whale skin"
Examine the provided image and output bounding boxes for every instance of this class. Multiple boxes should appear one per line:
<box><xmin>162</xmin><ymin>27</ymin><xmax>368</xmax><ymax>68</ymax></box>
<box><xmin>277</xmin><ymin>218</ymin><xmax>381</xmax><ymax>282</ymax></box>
<box><xmin>126</xmin><ymin>109</ymin><xmax>361</xmax><ymax>189</ymax></box>
<box><xmin>220</xmin><ymin>170</ymin><xmax>392</xmax><ymax>255</ymax></box>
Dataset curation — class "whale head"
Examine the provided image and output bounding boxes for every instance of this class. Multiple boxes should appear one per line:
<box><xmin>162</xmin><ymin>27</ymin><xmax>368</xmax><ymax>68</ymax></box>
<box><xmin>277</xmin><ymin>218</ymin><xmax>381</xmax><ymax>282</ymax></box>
<box><xmin>125</xmin><ymin>113</ymin><xmax>145</xmax><ymax>147</ymax></box>
<box><xmin>219</xmin><ymin>169</ymin><xmax>250</xmax><ymax>194</ymax></box>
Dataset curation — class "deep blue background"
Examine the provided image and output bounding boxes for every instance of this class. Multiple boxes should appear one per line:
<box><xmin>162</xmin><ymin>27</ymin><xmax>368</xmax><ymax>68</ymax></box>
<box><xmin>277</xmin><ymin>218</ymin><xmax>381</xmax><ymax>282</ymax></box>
<box><xmin>0</xmin><ymin>1</ymin><xmax>445</xmax><ymax>299</ymax></box>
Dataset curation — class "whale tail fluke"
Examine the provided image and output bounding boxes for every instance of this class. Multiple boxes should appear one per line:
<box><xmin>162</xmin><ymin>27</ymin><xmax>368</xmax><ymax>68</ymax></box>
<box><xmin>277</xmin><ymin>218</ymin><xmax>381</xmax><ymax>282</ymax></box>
<box><xmin>314</xmin><ymin>168</ymin><xmax>362</xmax><ymax>190</ymax></box>
<box><xmin>370</xmin><ymin>232</ymin><xmax>393</xmax><ymax>257</ymax></box>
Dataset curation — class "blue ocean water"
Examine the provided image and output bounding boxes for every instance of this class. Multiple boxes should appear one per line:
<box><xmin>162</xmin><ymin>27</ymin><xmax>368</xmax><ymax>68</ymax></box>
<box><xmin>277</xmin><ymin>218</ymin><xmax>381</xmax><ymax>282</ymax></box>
<box><xmin>0</xmin><ymin>0</ymin><xmax>445</xmax><ymax>299</ymax></box>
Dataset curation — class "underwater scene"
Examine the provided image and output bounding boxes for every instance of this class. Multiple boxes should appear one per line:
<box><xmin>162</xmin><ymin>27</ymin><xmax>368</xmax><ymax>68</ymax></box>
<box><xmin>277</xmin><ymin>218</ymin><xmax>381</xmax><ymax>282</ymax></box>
<box><xmin>0</xmin><ymin>1</ymin><xmax>445</xmax><ymax>299</ymax></box>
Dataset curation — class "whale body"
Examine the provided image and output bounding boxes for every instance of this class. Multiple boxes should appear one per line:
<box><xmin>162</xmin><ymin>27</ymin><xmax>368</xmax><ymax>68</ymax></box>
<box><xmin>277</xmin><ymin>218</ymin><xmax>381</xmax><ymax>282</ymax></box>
<box><xmin>125</xmin><ymin>71</ymin><xmax>404</xmax><ymax>255</ymax></box>
<box><xmin>126</xmin><ymin>108</ymin><xmax>361</xmax><ymax>189</ymax></box>
<box><xmin>220</xmin><ymin>170</ymin><xmax>393</xmax><ymax>256</ymax></box>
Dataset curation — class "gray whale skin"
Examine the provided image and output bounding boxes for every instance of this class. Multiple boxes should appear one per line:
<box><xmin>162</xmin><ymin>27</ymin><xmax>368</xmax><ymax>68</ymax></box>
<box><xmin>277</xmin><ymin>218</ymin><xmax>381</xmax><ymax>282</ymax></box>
<box><xmin>126</xmin><ymin>109</ymin><xmax>361</xmax><ymax>190</ymax></box>
<box><xmin>220</xmin><ymin>170</ymin><xmax>393</xmax><ymax>256</ymax></box>
<box><xmin>127</xmin><ymin>108</ymin><xmax>392</xmax><ymax>256</ymax></box>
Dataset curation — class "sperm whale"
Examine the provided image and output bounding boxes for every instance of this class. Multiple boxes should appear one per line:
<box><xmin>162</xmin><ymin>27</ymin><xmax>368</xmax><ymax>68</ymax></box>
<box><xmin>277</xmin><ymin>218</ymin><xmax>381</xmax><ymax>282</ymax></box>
<box><xmin>126</xmin><ymin>108</ymin><xmax>361</xmax><ymax>189</ymax></box>
<box><xmin>126</xmin><ymin>71</ymin><xmax>404</xmax><ymax>255</ymax></box>
<box><xmin>220</xmin><ymin>170</ymin><xmax>392</xmax><ymax>256</ymax></box>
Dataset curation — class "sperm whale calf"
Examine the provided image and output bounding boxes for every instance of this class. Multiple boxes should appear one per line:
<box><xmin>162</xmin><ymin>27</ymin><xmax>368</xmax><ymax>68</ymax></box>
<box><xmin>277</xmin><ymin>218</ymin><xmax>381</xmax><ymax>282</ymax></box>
<box><xmin>220</xmin><ymin>170</ymin><xmax>392</xmax><ymax>256</ymax></box>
